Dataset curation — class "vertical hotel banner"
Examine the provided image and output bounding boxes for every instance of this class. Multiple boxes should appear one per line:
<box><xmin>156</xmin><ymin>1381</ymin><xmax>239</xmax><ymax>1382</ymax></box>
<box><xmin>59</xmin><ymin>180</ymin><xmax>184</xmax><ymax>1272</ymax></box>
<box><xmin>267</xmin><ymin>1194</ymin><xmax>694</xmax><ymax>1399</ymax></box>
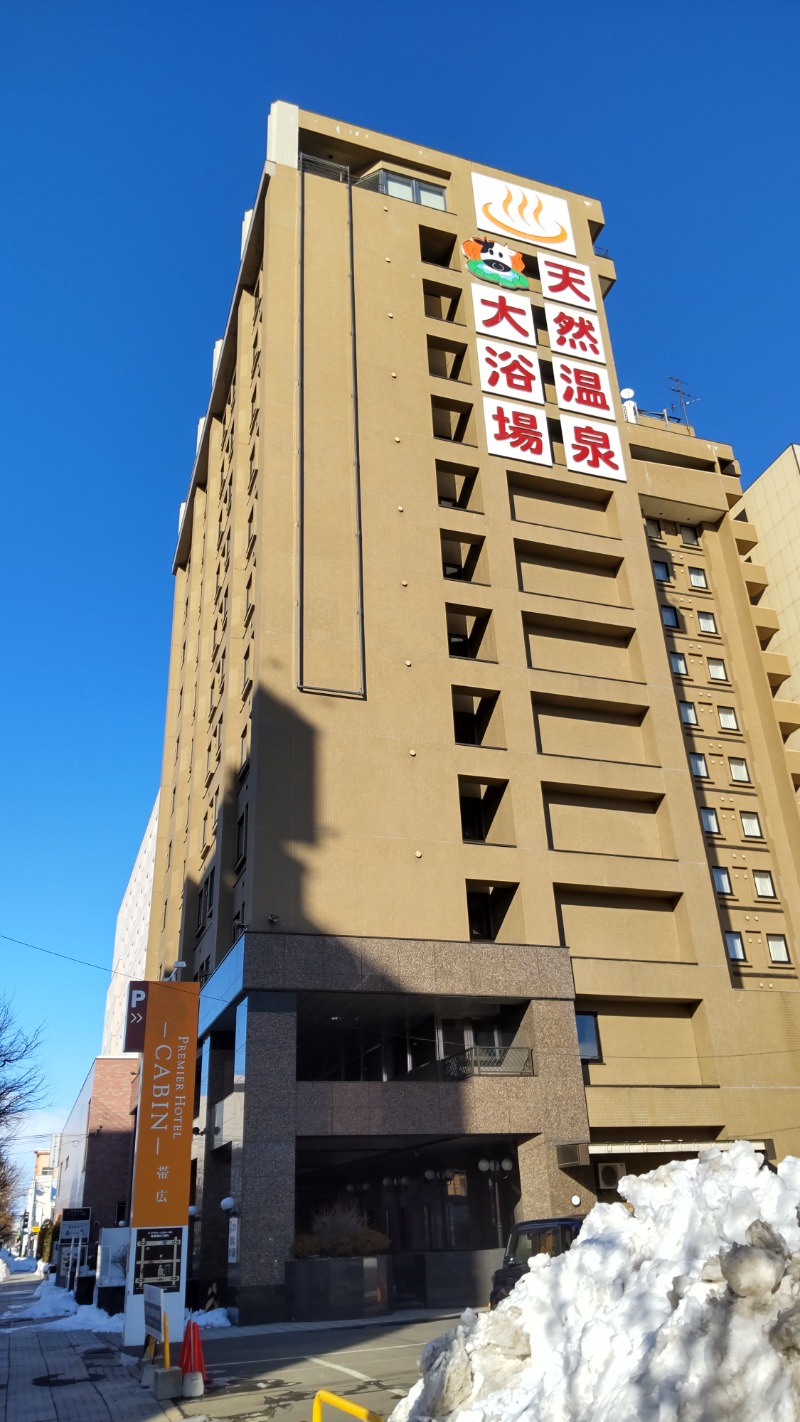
<box><xmin>130</xmin><ymin>981</ymin><xmax>199</xmax><ymax>1228</ymax></box>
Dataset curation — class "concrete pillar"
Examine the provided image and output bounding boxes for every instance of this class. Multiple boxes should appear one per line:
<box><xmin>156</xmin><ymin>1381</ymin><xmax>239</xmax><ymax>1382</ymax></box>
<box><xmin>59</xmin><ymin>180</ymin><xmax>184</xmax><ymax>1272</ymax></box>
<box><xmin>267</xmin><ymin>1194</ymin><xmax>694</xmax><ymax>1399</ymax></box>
<box><xmin>193</xmin><ymin>1032</ymin><xmax>233</xmax><ymax>1283</ymax></box>
<box><xmin>228</xmin><ymin>992</ymin><xmax>296</xmax><ymax>1322</ymax></box>
<box><xmin>515</xmin><ymin>1001</ymin><xmax>595</xmax><ymax>1220</ymax></box>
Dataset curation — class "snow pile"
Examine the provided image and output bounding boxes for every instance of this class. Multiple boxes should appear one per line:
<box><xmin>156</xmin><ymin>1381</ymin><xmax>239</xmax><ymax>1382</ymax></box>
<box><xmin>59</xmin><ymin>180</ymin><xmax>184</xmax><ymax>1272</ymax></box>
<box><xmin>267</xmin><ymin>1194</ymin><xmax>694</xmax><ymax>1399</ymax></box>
<box><xmin>187</xmin><ymin>1306</ymin><xmax>231</xmax><ymax>1328</ymax></box>
<box><xmin>392</xmin><ymin>1143</ymin><xmax>800</xmax><ymax>1422</ymax></box>
<box><xmin>6</xmin><ymin>1276</ymin><xmax>122</xmax><ymax>1331</ymax></box>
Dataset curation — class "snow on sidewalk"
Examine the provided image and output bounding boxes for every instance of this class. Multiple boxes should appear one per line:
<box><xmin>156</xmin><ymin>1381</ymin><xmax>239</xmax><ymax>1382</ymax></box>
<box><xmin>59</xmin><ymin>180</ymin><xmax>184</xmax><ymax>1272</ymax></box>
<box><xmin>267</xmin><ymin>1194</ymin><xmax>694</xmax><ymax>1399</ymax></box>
<box><xmin>5</xmin><ymin>1275</ymin><xmax>122</xmax><ymax>1331</ymax></box>
<box><xmin>391</xmin><ymin>1142</ymin><xmax>800</xmax><ymax>1422</ymax></box>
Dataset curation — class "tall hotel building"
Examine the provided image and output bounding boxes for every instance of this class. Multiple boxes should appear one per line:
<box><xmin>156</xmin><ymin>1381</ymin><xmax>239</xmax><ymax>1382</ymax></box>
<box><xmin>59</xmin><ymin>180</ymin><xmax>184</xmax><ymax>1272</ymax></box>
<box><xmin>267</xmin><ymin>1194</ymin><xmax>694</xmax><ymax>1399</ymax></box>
<box><xmin>147</xmin><ymin>103</ymin><xmax>800</xmax><ymax>1320</ymax></box>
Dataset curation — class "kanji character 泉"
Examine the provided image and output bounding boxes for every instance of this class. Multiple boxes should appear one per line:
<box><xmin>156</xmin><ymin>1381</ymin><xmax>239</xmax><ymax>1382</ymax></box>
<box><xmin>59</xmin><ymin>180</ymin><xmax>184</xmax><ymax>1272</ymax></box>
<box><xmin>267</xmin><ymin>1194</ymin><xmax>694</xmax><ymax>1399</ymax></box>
<box><xmin>479</xmin><ymin>294</ymin><xmax>530</xmax><ymax>338</ymax></box>
<box><xmin>543</xmin><ymin>259</ymin><xmax>592</xmax><ymax>304</ymax></box>
<box><xmin>156</xmin><ymin>1165</ymin><xmax>170</xmax><ymax>1180</ymax></box>
<box><xmin>552</xmin><ymin>312</ymin><xmax>600</xmax><ymax>356</ymax></box>
<box><xmin>571</xmin><ymin>426</ymin><xmax>619</xmax><ymax>472</ymax></box>
<box><xmin>559</xmin><ymin>364</ymin><xmax>610</xmax><ymax>412</ymax></box>
<box><xmin>155</xmin><ymin>1189</ymin><xmax>168</xmax><ymax>1204</ymax></box>
<box><xmin>484</xmin><ymin>346</ymin><xmax>538</xmax><ymax>395</ymax></box>
<box><xmin>492</xmin><ymin>406</ymin><xmax>543</xmax><ymax>454</ymax></box>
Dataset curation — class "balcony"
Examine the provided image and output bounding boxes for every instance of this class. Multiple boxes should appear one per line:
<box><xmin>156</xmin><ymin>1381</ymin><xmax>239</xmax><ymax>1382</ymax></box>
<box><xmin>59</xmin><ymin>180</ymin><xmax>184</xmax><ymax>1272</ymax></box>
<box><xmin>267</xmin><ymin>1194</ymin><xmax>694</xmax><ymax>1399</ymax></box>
<box><xmin>785</xmin><ymin>749</ymin><xmax>800</xmax><ymax>788</ymax></box>
<box><xmin>743</xmin><ymin>563</ymin><xmax>769</xmax><ymax>598</ymax></box>
<box><xmin>763</xmin><ymin>651</ymin><xmax>791</xmax><ymax>689</ymax></box>
<box><xmin>773</xmin><ymin>700</ymin><xmax>800</xmax><ymax>740</ymax></box>
<box><xmin>406</xmin><ymin>1045</ymin><xmax>534</xmax><ymax>1082</ymax></box>
<box><xmin>734</xmin><ymin>520</ymin><xmax>759</xmax><ymax>555</ymax></box>
<box><xmin>752</xmin><ymin>605</ymin><xmax>780</xmax><ymax>645</ymax></box>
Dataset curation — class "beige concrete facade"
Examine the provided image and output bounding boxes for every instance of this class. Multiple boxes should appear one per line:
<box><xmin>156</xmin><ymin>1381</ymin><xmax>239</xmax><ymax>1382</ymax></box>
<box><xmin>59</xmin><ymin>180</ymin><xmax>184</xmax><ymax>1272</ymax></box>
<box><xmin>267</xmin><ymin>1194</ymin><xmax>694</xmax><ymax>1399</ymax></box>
<box><xmin>146</xmin><ymin>105</ymin><xmax>800</xmax><ymax>1320</ymax></box>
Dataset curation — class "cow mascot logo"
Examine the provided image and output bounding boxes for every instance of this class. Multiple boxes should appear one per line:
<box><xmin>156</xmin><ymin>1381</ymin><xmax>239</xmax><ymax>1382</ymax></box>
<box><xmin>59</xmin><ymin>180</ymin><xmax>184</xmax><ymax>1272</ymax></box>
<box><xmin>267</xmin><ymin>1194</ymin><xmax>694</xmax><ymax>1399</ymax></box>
<box><xmin>461</xmin><ymin>238</ymin><xmax>528</xmax><ymax>290</ymax></box>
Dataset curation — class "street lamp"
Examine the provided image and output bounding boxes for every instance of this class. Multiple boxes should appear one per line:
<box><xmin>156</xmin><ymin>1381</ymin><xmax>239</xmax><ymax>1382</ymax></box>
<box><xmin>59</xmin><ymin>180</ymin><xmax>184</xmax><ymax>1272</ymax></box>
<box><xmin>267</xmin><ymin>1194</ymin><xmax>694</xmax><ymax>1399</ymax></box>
<box><xmin>477</xmin><ymin>1157</ymin><xmax>514</xmax><ymax>1246</ymax></box>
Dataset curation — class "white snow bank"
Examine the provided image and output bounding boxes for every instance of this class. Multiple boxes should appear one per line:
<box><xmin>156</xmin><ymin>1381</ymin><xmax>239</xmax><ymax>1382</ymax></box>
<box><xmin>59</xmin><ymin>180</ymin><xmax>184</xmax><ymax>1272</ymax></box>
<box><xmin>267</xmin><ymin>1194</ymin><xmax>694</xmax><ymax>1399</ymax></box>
<box><xmin>187</xmin><ymin>1306</ymin><xmax>231</xmax><ymax>1329</ymax></box>
<box><xmin>7</xmin><ymin>1276</ymin><xmax>122</xmax><ymax>1331</ymax></box>
<box><xmin>391</xmin><ymin>1142</ymin><xmax>800</xmax><ymax>1422</ymax></box>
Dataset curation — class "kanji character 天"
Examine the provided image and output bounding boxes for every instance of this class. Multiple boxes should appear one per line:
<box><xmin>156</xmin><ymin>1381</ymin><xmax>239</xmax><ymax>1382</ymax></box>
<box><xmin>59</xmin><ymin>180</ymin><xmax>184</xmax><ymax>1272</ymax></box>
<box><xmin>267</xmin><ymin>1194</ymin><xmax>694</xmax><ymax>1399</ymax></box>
<box><xmin>571</xmin><ymin>426</ymin><xmax>619</xmax><ymax>472</ymax></box>
<box><xmin>484</xmin><ymin>346</ymin><xmax>538</xmax><ymax>395</ymax></box>
<box><xmin>543</xmin><ymin>259</ymin><xmax>592</xmax><ymax>304</ymax></box>
<box><xmin>552</xmin><ymin>312</ymin><xmax>600</xmax><ymax>356</ymax></box>
<box><xmin>492</xmin><ymin>406</ymin><xmax>543</xmax><ymax>454</ymax></box>
<box><xmin>559</xmin><ymin>364</ymin><xmax>611</xmax><ymax>412</ymax></box>
<box><xmin>155</xmin><ymin>1189</ymin><xmax>168</xmax><ymax>1204</ymax></box>
<box><xmin>479</xmin><ymin>293</ymin><xmax>530</xmax><ymax>338</ymax></box>
<box><xmin>156</xmin><ymin>1165</ymin><xmax>170</xmax><ymax>1180</ymax></box>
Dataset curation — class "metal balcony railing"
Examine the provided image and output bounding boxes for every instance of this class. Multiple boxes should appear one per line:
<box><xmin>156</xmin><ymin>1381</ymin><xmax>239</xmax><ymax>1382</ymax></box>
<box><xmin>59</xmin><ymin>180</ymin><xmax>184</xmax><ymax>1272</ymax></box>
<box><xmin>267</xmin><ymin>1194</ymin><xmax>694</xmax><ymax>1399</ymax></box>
<box><xmin>406</xmin><ymin>1046</ymin><xmax>534</xmax><ymax>1082</ymax></box>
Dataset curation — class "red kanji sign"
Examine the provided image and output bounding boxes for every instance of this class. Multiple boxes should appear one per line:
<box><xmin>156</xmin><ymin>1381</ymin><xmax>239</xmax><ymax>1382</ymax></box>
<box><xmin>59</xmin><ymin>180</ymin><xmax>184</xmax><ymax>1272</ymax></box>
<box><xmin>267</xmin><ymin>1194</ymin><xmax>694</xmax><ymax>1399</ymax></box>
<box><xmin>477</xmin><ymin>339</ymin><xmax>543</xmax><ymax>402</ymax></box>
<box><xmin>472</xmin><ymin>283</ymin><xmax>535</xmax><ymax>344</ymax></box>
<box><xmin>554</xmin><ymin>359</ymin><xmax>614</xmax><ymax>419</ymax></box>
<box><xmin>545</xmin><ymin>303</ymin><xmax>606</xmax><ymax>363</ymax></box>
<box><xmin>539</xmin><ymin>256</ymin><xmax>596</xmax><ymax>310</ymax></box>
<box><xmin>560</xmin><ymin>414</ymin><xmax>626</xmax><ymax>483</ymax></box>
<box><xmin>483</xmin><ymin>397</ymin><xmax>552</xmax><ymax>466</ymax></box>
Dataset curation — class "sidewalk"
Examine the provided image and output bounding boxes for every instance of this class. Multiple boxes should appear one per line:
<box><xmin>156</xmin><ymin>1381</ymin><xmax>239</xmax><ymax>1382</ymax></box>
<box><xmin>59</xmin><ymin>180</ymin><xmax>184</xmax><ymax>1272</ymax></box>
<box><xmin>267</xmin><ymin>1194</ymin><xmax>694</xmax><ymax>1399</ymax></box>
<box><xmin>0</xmin><ymin>1323</ymin><xmax>176</xmax><ymax>1422</ymax></box>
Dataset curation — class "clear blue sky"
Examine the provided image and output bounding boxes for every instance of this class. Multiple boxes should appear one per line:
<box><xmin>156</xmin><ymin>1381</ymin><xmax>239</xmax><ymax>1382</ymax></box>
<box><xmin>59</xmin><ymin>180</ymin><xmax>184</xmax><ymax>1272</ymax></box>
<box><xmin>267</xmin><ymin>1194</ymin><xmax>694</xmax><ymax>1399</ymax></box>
<box><xmin>2</xmin><ymin>0</ymin><xmax>798</xmax><ymax>1172</ymax></box>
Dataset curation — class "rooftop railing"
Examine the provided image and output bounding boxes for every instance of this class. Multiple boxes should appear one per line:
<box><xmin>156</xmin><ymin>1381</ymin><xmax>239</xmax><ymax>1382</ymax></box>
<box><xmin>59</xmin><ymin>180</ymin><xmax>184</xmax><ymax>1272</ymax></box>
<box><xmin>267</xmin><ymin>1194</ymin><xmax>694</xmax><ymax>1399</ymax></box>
<box><xmin>406</xmin><ymin>1045</ymin><xmax>534</xmax><ymax>1082</ymax></box>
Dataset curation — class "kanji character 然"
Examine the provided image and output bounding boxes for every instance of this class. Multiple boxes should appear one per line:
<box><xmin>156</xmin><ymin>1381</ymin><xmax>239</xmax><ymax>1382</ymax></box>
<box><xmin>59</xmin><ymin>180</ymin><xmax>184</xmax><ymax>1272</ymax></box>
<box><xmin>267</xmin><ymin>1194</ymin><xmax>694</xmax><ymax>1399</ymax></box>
<box><xmin>552</xmin><ymin>312</ymin><xmax>600</xmax><ymax>356</ymax></box>
<box><xmin>484</xmin><ymin>346</ymin><xmax>538</xmax><ymax>395</ymax></box>
<box><xmin>492</xmin><ymin>406</ymin><xmax>543</xmax><ymax>454</ymax></box>
<box><xmin>156</xmin><ymin>1165</ymin><xmax>170</xmax><ymax>1180</ymax></box>
<box><xmin>559</xmin><ymin>364</ymin><xmax>610</xmax><ymax>412</ymax></box>
<box><xmin>543</xmin><ymin>259</ymin><xmax>592</xmax><ymax>304</ymax></box>
<box><xmin>571</xmin><ymin>426</ymin><xmax>619</xmax><ymax>472</ymax></box>
<box><xmin>479</xmin><ymin>294</ymin><xmax>530</xmax><ymax>338</ymax></box>
<box><xmin>156</xmin><ymin>1189</ymin><xmax>169</xmax><ymax>1204</ymax></box>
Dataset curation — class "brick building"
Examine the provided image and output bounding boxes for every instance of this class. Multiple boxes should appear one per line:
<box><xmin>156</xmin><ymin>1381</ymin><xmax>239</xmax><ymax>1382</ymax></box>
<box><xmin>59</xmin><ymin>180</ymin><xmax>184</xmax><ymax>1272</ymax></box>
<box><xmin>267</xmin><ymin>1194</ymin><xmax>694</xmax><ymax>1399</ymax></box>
<box><xmin>54</xmin><ymin>1057</ymin><xmax>137</xmax><ymax>1241</ymax></box>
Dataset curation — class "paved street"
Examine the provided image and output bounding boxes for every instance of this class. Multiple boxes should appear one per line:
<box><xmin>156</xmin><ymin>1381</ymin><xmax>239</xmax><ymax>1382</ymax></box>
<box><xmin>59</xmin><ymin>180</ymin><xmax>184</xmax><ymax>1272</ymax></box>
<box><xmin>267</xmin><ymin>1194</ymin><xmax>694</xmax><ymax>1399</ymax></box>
<box><xmin>0</xmin><ymin>1271</ymin><xmax>452</xmax><ymax>1422</ymax></box>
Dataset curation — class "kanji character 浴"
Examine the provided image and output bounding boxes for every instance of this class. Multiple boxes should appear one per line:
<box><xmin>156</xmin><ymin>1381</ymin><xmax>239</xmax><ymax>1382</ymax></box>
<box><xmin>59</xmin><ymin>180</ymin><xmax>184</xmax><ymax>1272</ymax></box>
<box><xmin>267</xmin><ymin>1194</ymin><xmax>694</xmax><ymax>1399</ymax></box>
<box><xmin>479</xmin><ymin>294</ymin><xmax>530</xmax><ymax>338</ymax></box>
<box><xmin>484</xmin><ymin>346</ymin><xmax>538</xmax><ymax>395</ymax></box>
<box><xmin>543</xmin><ymin>259</ymin><xmax>592</xmax><ymax>304</ymax></box>
<box><xmin>492</xmin><ymin>406</ymin><xmax>543</xmax><ymax>454</ymax></box>
<box><xmin>571</xmin><ymin>426</ymin><xmax>619</xmax><ymax>471</ymax></box>
<box><xmin>559</xmin><ymin>364</ymin><xmax>610</xmax><ymax>412</ymax></box>
<box><xmin>552</xmin><ymin>312</ymin><xmax>600</xmax><ymax>356</ymax></box>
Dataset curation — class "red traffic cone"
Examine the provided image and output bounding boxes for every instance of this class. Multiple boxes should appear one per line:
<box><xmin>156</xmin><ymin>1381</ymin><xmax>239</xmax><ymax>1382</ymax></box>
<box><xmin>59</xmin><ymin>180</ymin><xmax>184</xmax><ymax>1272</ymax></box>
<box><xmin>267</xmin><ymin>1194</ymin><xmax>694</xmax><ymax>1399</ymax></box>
<box><xmin>179</xmin><ymin>1320</ymin><xmax>206</xmax><ymax>1382</ymax></box>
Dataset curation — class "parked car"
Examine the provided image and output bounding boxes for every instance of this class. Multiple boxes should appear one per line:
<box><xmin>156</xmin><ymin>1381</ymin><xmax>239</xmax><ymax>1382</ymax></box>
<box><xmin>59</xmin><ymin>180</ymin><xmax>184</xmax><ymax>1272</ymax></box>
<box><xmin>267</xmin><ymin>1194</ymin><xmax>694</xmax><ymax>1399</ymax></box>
<box><xmin>489</xmin><ymin>1217</ymin><xmax>582</xmax><ymax>1308</ymax></box>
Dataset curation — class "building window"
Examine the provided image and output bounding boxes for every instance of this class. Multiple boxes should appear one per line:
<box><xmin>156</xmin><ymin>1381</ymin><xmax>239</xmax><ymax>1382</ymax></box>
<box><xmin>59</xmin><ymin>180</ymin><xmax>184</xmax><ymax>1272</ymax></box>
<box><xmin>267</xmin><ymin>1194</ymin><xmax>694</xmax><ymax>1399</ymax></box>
<box><xmin>236</xmin><ymin>805</ymin><xmax>248</xmax><ymax>868</ymax></box>
<box><xmin>653</xmin><ymin>561</ymin><xmax>670</xmax><ymax>582</ymax></box>
<box><xmin>242</xmin><ymin>647</ymin><xmax>251</xmax><ymax>695</ymax></box>
<box><xmin>645</xmin><ymin>517</ymin><xmax>662</xmax><ymax>540</ymax></box>
<box><xmin>689</xmin><ymin>567</ymin><xmax>708</xmax><ymax>590</ymax></box>
<box><xmin>768</xmin><ymin>934</ymin><xmax>790</xmax><ymax>964</ymax></box>
<box><xmin>700</xmin><ymin>806</ymin><xmax>720</xmax><ymax>834</ymax></box>
<box><xmin>741</xmin><ymin>811</ymin><xmax>763</xmax><ymax>838</ymax></box>
<box><xmin>245</xmin><ymin>577</ymin><xmax>254</xmax><ymax>623</ymax></box>
<box><xmin>679</xmin><ymin>700</ymin><xmax>698</xmax><ymax>726</ymax></box>
<box><xmin>576</xmin><ymin>1013</ymin><xmax>601</xmax><ymax>1062</ymax></box>
<box><xmin>698</xmin><ymin>610</ymin><xmax>717</xmax><ymax>634</ymax></box>
<box><xmin>712</xmin><ymin>866</ymin><xmax>733</xmax><ymax>895</ymax></box>
<box><xmin>690</xmin><ymin>752</ymin><xmax>709</xmax><ymax>778</ymax></box>
<box><xmin>681</xmin><ymin>525</ymin><xmax>700</xmax><ymax>545</ymax></box>
<box><xmin>359</xmin><ymin>168</ymin><xmax>447</xmax><ymax>210</ymax></box>
<box><xmin>661</xmin><ymin>605</ymin><xmax>680</xmax><ymax>629</ymax></box>
<box><xmin>240</xmin><ymin>727</ymin><xmax>249</xmax><ymax>772</ymax></box>
<box><xmin>708</xmin><ymin>658</ymin><xmax>728</xmax><ymax>682</ymax></box>
<box><xmin>754</xmin><ymin>870</ymin><xmax>776</xmax><ymax>899</ymax></box>
<box><xmin>729</xmin><ymin>757</ymin><xmax>750</xmax><ymax>783</ymax></box>
<box><xmin>670</xmin><ymin>652</ymin><xmax>688</xmax><ymax>675</ymax></box>
<box><xmin>718</xmin><ymin>706</ymin><xmax>738</xmax><ymax>731</ymax></box>
<box><xmin>725</xmin><ymin>931</ymin><xmax>745</xmax><ymax>961</ymax></box>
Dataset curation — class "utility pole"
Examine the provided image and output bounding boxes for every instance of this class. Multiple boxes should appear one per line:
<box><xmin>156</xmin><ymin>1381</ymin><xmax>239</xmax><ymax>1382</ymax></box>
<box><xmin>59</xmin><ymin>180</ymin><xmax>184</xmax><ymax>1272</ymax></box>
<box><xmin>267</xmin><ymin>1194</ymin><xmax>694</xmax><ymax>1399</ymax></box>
<box><xmin>667</xmin><ymin>375</ymin><xmax>700</xmax><ymax>426</ymax></box>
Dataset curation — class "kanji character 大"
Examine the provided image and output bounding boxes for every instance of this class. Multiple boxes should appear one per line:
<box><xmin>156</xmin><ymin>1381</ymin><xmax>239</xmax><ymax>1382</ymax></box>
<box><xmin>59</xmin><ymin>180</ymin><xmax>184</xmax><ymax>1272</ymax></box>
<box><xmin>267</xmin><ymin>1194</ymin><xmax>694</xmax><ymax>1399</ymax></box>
<box><xmin>571</xmin><ymin>425</ymin><xmax>619</xmax><ymax>472</ymax></box>
<box><xmin>559</xmin><ymin>364</ymin><xmax>610</xmax><ymax>412</ymax></box>
<box><xmin>484</xmin><ymin>346</ymin><xmax>538</xmax><ymax>395</ymax></box>
<box><xmin>492</xmin><ymin>406</ymin><xmax>544</xmax><ymax>454</ymax></box>
<box><xmin>479</xmin><ymin>293</ymin><xmax>530</xmax><ymax>338</ymax></box>
<box><xmin>542</xmin><ymin>259</ymin><xmax>592</xmax><ymax>304</ymax></box>
<box><xmin>552</xmin><ymin>312</ymin><xmax>600</xmax><ymax>356</ymax></box>
<box><xmin>155</xmin><ymin>1189</ymin><xmax>169</xmax><ymax>1204</ymax></box>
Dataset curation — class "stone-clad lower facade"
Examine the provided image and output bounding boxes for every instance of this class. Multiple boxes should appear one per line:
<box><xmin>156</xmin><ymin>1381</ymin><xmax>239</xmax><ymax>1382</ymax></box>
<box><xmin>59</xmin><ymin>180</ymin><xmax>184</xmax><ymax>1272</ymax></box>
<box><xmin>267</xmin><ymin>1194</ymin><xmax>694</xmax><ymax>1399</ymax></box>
<box><xmin>146</xmin><ymin>104</ymin><xmax>800</xmax><ymax>1320</ymax></box>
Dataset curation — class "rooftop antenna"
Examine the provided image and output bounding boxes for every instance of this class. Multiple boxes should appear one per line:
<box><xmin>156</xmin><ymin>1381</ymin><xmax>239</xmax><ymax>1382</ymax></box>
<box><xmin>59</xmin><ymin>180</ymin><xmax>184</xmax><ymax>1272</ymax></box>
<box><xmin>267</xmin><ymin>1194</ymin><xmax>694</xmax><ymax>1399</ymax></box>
<box><xmin>667</xmin><ymin>375</ymin><xmax>700</xmax><ymax>426</ymax></box>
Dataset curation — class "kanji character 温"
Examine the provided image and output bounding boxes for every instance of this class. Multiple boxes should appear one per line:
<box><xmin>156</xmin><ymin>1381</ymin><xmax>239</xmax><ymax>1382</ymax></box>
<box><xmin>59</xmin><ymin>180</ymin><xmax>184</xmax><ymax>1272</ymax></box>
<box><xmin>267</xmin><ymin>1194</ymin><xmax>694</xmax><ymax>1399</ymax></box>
<box><xmin>552</xmin><ymin>311</ymin><xmax>600</xmax><ymax>356</ymax></box>
<box><xmin>479</xmin><ymin>294</ymin><xmax>530</xmax><ymax>338</ymax></box>
<box><xmin>492</xmin><ymin>406</ymin><xmax>543</xmax><ymax>455</ymax></box>
<box><xmin>559</xmin><ymin>364</ymin><xmax>610</xmax><ymax>412</ymax></box>
<box><xmin>484</xmin><ymin>346</ymin><xmax>538</xmax><ymax>395</ymax></box>
<box><xmin>543</xmin><ymin>259</ymin><xmax>592</xmax><ymax>304</ymax></box>
<box><xmin>571</xmin><ymin>425</ymin><xmax>619</xmax><ymax>472</ymax></box>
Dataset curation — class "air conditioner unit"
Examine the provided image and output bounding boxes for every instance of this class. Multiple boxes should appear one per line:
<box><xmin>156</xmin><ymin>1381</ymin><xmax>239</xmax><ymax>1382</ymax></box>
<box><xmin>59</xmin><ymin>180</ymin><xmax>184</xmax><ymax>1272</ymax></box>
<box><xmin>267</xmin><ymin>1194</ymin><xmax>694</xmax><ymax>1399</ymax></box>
<box><xmin>597</xmin><ymin>1161</ymin><xmax>626</xmax><ymax>1191</ymax></box>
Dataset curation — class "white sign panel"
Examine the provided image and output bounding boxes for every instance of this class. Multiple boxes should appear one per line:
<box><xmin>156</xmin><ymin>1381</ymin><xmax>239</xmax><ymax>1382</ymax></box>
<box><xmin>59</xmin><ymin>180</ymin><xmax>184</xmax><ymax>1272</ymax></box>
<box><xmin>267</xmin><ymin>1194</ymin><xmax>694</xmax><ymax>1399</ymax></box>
<box><xmin>477</xmin><ymin>338</ymin><xmax>543</xmax><ymax>404</ymax></box>
<box><xmin>553</xmin><ymin>357</ymin><xmax>615</xmax><ymax>421</ymax></box>
<box><xmin>472</xmin><ymin>172</ymin><xmax>576</xmax><ymax>256</ymax></box>
<box><xmin>538</xmin><ymin>254</ymin><xmax>596</xmax><ymax>310</ymax></box>
<box><xmin>560</xmin><ymin>414</ymin><xmax>626</xmax><ymax>482</ymax></box>
<box><xmin>143</xmin><ymin>1284</ymin><xmax>164</xmax><ymax>1340</ymax></box>
<box><xmin>544</xmin><ymin>302</ymin><xmax>606</xmax><ymax>364</ymax></box>
<box><xmin>61</xmin><ymin>1219</ymin><xmax>91</xmax><ymax>1243</ymax></box>
<box><xmin>483</xmin><ymin>397</ymin><xmax>553</xmax><ymax>466</ymax></box>
<box><xmin>471</xmin><ymin>283</ymin><xmax>535</xmax><ymax>346</ymax></box>
<box><xmin>227</xmin><ymin>1215</ymin><xmax>239</xmax><ymax>1265</ymax></box>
